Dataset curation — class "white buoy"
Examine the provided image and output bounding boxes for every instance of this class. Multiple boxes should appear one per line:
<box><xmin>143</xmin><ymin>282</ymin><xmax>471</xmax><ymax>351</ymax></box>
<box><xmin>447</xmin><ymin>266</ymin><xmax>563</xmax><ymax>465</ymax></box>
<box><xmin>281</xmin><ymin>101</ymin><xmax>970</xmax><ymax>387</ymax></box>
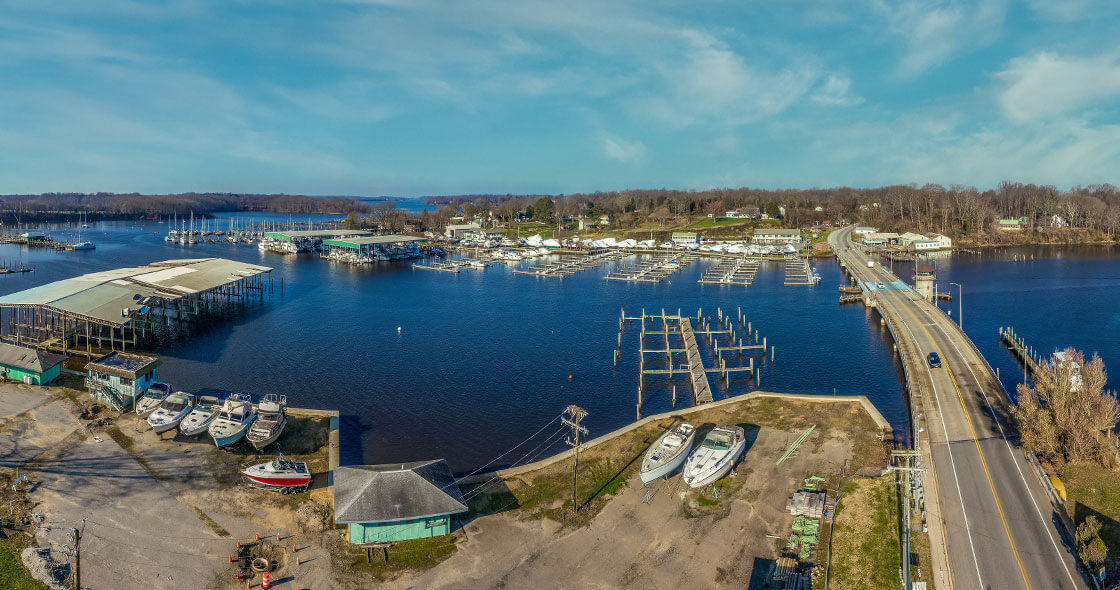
<box><xmin>397</xmin><ymin>326</ymin><xmax>402</xmax><ymax>333</ymax></box>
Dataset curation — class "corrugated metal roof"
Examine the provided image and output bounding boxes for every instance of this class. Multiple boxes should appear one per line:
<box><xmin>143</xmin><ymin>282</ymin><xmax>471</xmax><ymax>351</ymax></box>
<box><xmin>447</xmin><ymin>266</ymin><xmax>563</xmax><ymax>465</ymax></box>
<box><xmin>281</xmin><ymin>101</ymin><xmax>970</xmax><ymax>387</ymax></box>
<box><xmin>334</xmin><ymin>460</ymin><xmax>468</xmax><ymax>524</ymax></box>
<box><xmin>0</xmin><ymin>342</ymin><xmax>66</xmax><ymax>373</ymax></box>
<box><xmin>0</xmin><ymin>258</ymin><xmax>271</xmax><ymax>325</ymax></box>
<box><xmin>323</xmin><ymin>235</ymin><xmax>425</xmax><ymax>248</ymax></box>
<box><xmin>84</xmin><ymin>351</ymin><xmax>160</xmax><ymax>378</ymax></box>
<box><xmin>264</xmin><ymin>230</ymin><xmax>371</xmax><ymax>239</ymax></box>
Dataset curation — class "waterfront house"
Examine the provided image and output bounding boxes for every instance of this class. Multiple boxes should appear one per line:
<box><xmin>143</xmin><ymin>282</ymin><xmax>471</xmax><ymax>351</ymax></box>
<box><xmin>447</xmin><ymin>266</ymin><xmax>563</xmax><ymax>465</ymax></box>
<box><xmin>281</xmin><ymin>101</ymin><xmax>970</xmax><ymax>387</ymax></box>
<box><xmin>464</xmin><ymin>228</ymin><xmax>504</xmax><ymax>241</ymax></box>
<box><xmin>998</xmin><ymin>217</ymin><xmax>1027</xmax><ymax>231</ymax></box>
<box><xmin>852</xmin><ymin>226</ymin><xmax>877</xmax><ymax>235</ymax></box>
<box><xmin>0</xmin><ymin>342</ymin><xmax>66</xmax><ymax>385</ymax></box>
<box><xmin>445</xmin><ymin>223</ymin><xmax>481</xmax><ymax>239</ymax></box>
<box><xmin>898</xmin><ymin>232</ymin><xmax>926</xmax><ymax>247</ymax></box>
<box><xmin>84</xmin><ymin>352</ymin><xmax>160</xmax><ymax>411</ymax></box>
<box><xmin>334</xmin><ymin>460</ymin><xmax>468</xmax><ymax>544</ymax></box>
<box><xmin>671</xmin><ymin>232</ymin><xmax>701</xmax><ymax>245</ymax></box>
<box><xmin>924</xmin><ymin>233</ymin><xmax>952</xmax><ymax>248</ymax></box>
<box><xmin>751</xmin><ymin>228</ymin><xmax>801</xmax><ymax>245</ymax></box>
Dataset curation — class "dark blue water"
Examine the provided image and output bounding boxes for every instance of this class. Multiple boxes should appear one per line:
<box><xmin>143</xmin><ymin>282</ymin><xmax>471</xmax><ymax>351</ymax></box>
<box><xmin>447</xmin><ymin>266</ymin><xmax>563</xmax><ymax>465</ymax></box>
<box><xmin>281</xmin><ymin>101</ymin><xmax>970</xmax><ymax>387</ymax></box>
<box><xmin>2</xmin><ymin>222</ymin><xmax>1115</xmax><ymax>470</ymax></box>
<box><xmin>893</xmin><ymin>247</ymin><xmax>1120</xmax><ymax>402</ymax></box>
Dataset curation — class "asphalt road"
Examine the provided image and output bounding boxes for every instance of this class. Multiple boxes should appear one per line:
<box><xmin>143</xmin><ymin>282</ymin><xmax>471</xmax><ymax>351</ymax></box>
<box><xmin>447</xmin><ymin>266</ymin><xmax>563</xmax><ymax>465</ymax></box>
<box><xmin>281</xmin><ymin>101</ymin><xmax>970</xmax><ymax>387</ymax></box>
<box><xmin>829</xmin><ymin>226</ymin><xmax>1086</xmax><ymax>590</ymax></box>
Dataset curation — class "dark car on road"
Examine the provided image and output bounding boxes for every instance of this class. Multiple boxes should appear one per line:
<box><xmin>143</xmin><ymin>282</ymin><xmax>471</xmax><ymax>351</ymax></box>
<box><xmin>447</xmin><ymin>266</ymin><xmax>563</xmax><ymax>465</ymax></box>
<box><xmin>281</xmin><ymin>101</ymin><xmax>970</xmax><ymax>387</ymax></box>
<box><xmin>928</xmin><ymin>352</ymin><xmax>942</xmax><ymax>368</ymax></box>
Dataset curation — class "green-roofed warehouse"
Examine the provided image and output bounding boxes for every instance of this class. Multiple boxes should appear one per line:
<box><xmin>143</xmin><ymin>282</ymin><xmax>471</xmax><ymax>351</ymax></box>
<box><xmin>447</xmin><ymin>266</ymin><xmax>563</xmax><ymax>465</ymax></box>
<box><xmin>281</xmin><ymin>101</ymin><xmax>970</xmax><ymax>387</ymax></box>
<box><xmin>321</xmin><ymin>235</ymin><xmax>427</xmax><ymax>262</ymax></box>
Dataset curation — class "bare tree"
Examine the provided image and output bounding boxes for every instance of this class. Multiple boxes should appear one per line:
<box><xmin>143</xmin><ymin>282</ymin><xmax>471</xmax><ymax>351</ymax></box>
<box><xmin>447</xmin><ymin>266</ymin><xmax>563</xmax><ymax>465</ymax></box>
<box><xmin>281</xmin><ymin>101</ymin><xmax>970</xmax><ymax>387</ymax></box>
<box><xmin>1014</xmin><ymin>349</ymin><xmax>1120</xmax><ymax>468</ymax></box>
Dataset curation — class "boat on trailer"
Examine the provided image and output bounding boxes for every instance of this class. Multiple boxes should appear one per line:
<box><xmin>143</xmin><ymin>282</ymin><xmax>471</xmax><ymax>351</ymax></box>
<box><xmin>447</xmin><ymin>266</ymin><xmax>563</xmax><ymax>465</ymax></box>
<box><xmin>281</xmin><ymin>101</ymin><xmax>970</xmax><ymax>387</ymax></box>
<box><xmin>242</xmin><ymin>456</ymin><xmax>311</xmax><ymax>494</ymax></box>
<box><xmin>246</xmin><ymin>394</ymin><xmax>288</xmax><ymax>451</ymax></box>
<box><xmin>639</xmin><ymin>423</ymin><xmax>697</xmax><ymax>484</ymax></box>
<box><xmin>682</xmin><ymin>425</ymin><xmax>747</xmax><ymax>488</ymax></box>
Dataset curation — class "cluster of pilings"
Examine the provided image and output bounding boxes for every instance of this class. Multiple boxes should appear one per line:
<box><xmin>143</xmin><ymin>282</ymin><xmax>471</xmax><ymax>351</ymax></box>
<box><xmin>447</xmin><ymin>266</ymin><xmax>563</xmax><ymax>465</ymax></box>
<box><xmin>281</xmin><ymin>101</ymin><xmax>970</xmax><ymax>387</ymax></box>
<box><xmin>615</xmin><ymin>306</ymin><xmax>773</xmax><ymax>419</ymax></box>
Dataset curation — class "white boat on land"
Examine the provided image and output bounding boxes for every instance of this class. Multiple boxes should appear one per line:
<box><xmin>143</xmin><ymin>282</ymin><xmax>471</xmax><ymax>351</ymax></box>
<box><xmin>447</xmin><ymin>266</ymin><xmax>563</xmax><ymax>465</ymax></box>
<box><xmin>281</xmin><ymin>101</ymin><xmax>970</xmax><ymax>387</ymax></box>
<box><xmin>682</xmin><ymin>425</ymin><xmax>747</xmax><ymax>488</ymax></box>
<box><xmin>179</xmin><ymin>396</ymin><xmax>221</xmax><ymax>436</ymax></box>
<box><xmin>246</xmin><ymin>394</ymin><xmax>288</xmax><ymax>451</ymax></box>
<box><xmin>135</xmin><ymin>382</ymin><xmax>172</xmax><ymax>417</ymax></box>
<box><xmin>147</xmin><ymin>392</ymin><xmax>194</xmax><ymax>434</ymax></box>
<box><xmin>208</xmin><ymin>394</ymin><xmax>257</xmax><ymax>448</ymax></box>
<box><xmin>639</xmin><ymin>423</ymin><xmax>697</xmax><ymax>484</ymax></box>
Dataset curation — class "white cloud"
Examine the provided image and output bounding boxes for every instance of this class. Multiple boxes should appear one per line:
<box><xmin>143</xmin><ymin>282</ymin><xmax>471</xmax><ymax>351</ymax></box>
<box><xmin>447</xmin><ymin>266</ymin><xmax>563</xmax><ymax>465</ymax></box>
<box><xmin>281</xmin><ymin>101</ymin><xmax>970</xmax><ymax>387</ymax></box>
<box><xmin>811</xmin><ymin>75</ymin><xmax>865</xmax><ymax>106</ymax></box>
<box><xmin>600</xmin><ymin>134</ymin><xmax>646</xmax><ymax>162</ymax></box>
<box><xmin>274</xmin><ymin>81</ymin><xmax>394</xmax><ymax>122</ymax></box>
<box><xmin>1025</xmin><ymin>0</ymin><xmax>1120</xmax><ymax>22</ymax></box>
<box><xmin>996</xmin><ymin>51</ymin><xmax>1120</xmax><ymax>122</ymax></box>
<box><xmin>872</xmin><ymin>0</ymin><xmax>1007</xmax><ymax>76</ymax></box>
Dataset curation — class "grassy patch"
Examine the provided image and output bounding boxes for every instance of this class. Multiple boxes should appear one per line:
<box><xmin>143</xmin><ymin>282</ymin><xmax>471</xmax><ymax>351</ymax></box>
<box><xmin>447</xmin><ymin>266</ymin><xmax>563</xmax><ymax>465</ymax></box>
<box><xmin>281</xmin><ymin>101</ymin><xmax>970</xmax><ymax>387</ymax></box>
<box><xmin>684</xmin><ymin>217</ymin><xmax>753</xmax><ymax>230</ymax></box>
<box><xmin>338</xmin><ymin>534</ymin><xmax>459</xmax><ymax>582</ymax></box>
<box><xmin>827</xmin><ymin>475</ymin><xmax>901</xmax><ymax>589</ymax></box>
<box><xmin>0</xmin><ymin>541</ymin><xmax>47</xmax><ymax>590</ymax></box>
<box><xmin>1063</xmin><ymin>462</ymin><xmax>1120</xmax><ymax>564</ymax></box>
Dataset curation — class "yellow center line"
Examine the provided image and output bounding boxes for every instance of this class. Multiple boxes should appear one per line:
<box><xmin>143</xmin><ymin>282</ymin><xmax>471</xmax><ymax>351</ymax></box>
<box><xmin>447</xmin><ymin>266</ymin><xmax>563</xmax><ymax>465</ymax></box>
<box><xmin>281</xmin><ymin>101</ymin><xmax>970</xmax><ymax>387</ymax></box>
<box><xmin>888</xmin><ymin>289</ymin><xmax>1033</xmax><ymax>590</ymax></box>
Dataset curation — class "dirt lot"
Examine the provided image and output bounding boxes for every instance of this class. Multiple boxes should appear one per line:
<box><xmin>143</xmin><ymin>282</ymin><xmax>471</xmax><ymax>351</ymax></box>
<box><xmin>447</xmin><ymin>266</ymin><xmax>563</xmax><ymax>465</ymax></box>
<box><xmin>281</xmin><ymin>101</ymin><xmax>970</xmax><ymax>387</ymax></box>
<box><xmin>393</xmin><ymin>396</ymin><xmax>889</xmax><ymax>589</ymax></box>
<box><xmin>0</xmin><ymin>382</ymin><xmax>334</xmax><ymax>590</ymax></box>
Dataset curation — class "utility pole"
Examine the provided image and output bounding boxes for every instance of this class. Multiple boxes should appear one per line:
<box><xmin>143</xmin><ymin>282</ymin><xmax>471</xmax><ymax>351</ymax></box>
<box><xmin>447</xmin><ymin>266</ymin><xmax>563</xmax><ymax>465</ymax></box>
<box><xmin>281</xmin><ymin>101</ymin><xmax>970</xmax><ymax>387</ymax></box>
<box><xmin>70</xmin><ymin>518</ymin><xmax>85</xmax><ymax>590</ymax></box>
<box><xmin>562</xmin><ymin>405</ymin><xmax>589</xmax><ymax>512</ymax></box>
<box><xmin>889</xmin><ymin>451</ymin><xmax>925</xmax><ymax>589</ymax></box>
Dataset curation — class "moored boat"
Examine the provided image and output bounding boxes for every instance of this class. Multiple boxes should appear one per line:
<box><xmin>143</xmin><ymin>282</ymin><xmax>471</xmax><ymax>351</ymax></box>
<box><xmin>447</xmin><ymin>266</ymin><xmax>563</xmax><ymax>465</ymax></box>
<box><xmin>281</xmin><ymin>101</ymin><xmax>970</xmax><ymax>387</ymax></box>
<box><xmin>241</xmin><ymin>456</ymin><xmax>311</xmax><ymax>494</ymax></box>
<box><xmin>135</xmin><ymin>382</ymin><xmax>172</xmax><ymax>417</ymax></box>
<box><xmin>208</xmin><ymin>394</ymin><xmax>257</xmax><ymax>448</ymax></box>
<box><xmin>639</xmin><ymin>423</ymin><xmax>696</xmax><ymax>484</ymax></box>
<box><xmin>246</xmin><ymin>394</ymin><xmax>288</xmax><ymax>451</ymax></box>
<box><xmin>682</xmin><ymin>425</ymin><xmax>747</xmax><ymax>488</ymax></box>
<box><xmin>179</xmin><ymin>395</ymin><xmax>221</xmax><ymax>436</ymax></box>
<box><xmin>147</xmin><ymin>392</ymin><xmax>194</xmax><ymax>434</ymax></box>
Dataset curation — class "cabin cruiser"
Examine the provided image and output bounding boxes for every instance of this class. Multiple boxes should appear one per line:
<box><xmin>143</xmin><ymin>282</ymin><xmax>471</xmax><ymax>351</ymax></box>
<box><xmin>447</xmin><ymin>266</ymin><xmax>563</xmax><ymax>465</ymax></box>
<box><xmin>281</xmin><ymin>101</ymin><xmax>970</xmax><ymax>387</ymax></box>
<box><xmin>682</xmin><ymin>425</ymin><xmax>747</xmax><ymax>488</ymax></box>
<box><xmin>135</xmin><ymin>382</ymin><xmax>172</xmax><ymax>417</ymax></box>
<box><xmin>179</xmin><ymin>396</ymin><xmax>221</xmax><ymax>436</ymax></box>
<box><xmin>242</xmin><ymin>456</ymin><xmax>311</xmax><ymax>494</ymax></box>
<box><xmin>208</xmin><ymin>394</ymin><xmax>257</xmax><ymax>448</ymax></box>
<box><xmin>246</xmin><ymin>394</ymin><xmax>288</xmax><ymax>451</ymax></box>
<box><xmin>639</xmin><ymin>423</ymin><xmax>697</xmax><ymax>484</ymax></box>
<box><xmin>147</xmin><ymin>392</ymin><xmax>194</xmax><ymax>434</ymax></box>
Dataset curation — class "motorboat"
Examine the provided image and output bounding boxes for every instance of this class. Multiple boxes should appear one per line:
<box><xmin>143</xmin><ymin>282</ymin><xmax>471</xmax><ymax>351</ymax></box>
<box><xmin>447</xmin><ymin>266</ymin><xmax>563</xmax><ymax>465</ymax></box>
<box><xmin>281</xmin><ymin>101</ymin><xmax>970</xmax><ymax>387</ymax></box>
<box><xmin>639</xmin><ymin>423</ymin><xmax>696</xmax><ymax>484</ymax></box>
<box><xmin>147</xmin><ymin>392</ymin><xmax>194</xmax><ymax>434</ymax></box>
<box><xmin>246</xmin><ymin>394</ymin><xmax>288</xmax><ymax>451</ymax></box>
<box><xmin>241</xmin><ymin>456</ymin><xmax>311</xmax><ymax>494</ymax></box>
<box><xmin>208</xmin><ymin>394</ymin><xmax>257</xmax><ymax>448</ymax></box>
<box><xmin>135</xmin><ymin>382</ymin><xmax>172</xmax><ymax>417</ymax></box>
<box><xmin>682</xmin><ymin>425</ymin><xmax>747</xmax><ymax>488</ymax></box>
<box><xmin>179</xmin><ymin>395</ymin><xmax>221</xmax><ymax>436</ymax></box>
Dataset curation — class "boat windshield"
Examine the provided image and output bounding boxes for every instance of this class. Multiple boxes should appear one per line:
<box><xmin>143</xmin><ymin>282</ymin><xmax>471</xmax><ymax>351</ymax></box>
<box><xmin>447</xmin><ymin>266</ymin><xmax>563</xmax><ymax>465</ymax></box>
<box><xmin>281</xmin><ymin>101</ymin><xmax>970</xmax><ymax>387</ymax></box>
<box><xmin>218</xmin><ymin>412</ymin><xmax>231</xmax><ymax>421</ymax></box>
<box><xmin>160</xmin><ymin>401</ymin><xmax>185</xmax><ymax>412</ymax></box>
<box><xmin>701</xmin><ymin>435</ymin><xmax>731</xmax><ymax>450</ymax></box>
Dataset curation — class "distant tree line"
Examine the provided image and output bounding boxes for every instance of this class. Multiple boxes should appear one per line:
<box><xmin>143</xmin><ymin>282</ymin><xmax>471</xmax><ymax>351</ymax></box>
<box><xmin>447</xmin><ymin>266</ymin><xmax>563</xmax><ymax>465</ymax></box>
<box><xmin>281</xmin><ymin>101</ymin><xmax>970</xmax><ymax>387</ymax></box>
<box><xmin>420</xmin><ymin>182</ymin><xmax>1120</xmax><ymax>241</ymax></box>
<box><xmin>0</xmin><ymin>192</ymin><xmax>370</xmax><ymax>222</ymax></box>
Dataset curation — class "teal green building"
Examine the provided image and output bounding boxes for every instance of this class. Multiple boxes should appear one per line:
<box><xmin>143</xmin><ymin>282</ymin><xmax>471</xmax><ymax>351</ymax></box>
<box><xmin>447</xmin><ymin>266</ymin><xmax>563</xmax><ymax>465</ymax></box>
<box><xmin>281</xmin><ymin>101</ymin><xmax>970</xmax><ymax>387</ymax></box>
<box><xmin>334</xmin><ymin>460</ymin><xmax>467</xmax><ymax>544</ymax></box>
<box><xmin>0</xmin><ymin>342</ymin><xmax>66</xmax><ymax>385</ymax></box>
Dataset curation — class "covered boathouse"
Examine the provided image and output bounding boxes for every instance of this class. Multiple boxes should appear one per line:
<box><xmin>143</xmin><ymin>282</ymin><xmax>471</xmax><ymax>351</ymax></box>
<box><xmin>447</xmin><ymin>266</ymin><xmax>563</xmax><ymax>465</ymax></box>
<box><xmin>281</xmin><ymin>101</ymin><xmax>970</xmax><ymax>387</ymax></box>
<box><xmin>0</xmin><ymin>258</ymin><xmax>271</xmax><ymax>357</ymax></box>
<box><xmin>334</xmin><ymin>459</ymin><xmax>468</xmax><ymax>544</ymax></box>
<box><xmin>84</xmin><ymin>352</ymin><xmax>160</xmax><ymax>411</ymax></box>
<box><xmin>0</xmin><ymin>341</ymin><xmax>66</xmax><ymax>385</ymax></box>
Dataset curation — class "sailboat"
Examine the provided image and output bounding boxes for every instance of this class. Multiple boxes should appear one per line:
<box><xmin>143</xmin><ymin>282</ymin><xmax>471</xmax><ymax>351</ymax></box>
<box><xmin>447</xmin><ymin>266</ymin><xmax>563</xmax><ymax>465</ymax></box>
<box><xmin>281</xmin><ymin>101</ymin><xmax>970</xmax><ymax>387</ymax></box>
<box><xmin>72</xmin><ymin>213</ymin><xmax>95</xmax><ymax>250</ymax></box>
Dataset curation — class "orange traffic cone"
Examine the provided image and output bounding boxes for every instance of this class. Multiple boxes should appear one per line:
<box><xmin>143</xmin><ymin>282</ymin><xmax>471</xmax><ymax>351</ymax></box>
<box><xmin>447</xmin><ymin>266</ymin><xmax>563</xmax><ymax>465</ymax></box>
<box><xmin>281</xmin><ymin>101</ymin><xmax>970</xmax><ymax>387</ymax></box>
<box><xmin>228</xmin><ymin>554</ymin><xmax>232</xmax><ymax>564</ymax></box>
<box><xmin>291</xmin><ymin>544</ymin><xmax>297</xmax><ymax>553</ymax></box>
<box><xmin>276</xmin><ymin>533</ymin><xmax>280</xmax><ymax>542</ymax></box>
<box><xmin>255</xmin><ymin>532</ymin><xmax>260</xmax><ymax>541</ymax></box>
<box><xmin>262</xmin><ymin>572</ymin><xmax>271</xmax><ymax>589</ymax></box>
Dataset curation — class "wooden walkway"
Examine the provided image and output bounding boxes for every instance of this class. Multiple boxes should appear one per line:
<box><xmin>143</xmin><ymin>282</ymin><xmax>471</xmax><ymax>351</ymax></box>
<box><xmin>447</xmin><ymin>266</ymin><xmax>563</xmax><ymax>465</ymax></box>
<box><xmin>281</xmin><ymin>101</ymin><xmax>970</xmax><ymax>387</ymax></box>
<box><xmin>783</xmin><ymin>257</ymin><xmax>819</xmax><ymax>285</ymax></box>
<box><xmin>679</xmin><ymin>317</ymin><xmax>714</xmax><ymax>404</ymax></box>
<box><xmin>698</xmin><ymin>256</ymin><xmax>760</xmax><ymax>285</ymax></box>
<box><xmin>1000</xmin><ymin>326</ymin><xmax>1042</xmax><ymax>376</ymax></box>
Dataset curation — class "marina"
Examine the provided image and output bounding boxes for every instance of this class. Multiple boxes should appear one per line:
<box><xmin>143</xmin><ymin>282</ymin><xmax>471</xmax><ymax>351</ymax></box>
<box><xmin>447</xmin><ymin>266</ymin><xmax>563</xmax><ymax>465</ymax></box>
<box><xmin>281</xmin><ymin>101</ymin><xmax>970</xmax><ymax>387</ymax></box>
<box><xmin>783</xmin><ymin>257</ymin><xmax>820</xmax><ymax>286</ymax></box>
<box><xmin>697</xmin><ymin>256</ymin><xmax>761</xmax><ymax>285</ymax></box>
<box><xmin>603</xmin><ymin>252</ymin><xmax>699</xmax><ymax>283</ymax></box>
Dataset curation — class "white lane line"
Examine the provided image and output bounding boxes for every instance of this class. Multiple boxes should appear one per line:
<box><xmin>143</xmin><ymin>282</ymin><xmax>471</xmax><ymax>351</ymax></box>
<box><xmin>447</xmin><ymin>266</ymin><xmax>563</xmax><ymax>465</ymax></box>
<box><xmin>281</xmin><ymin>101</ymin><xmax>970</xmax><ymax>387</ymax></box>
<box><xmin>923</xmin><ymin>306</ymin><xmax>1080</xmax><ymax>588</ymax></box>
<box><xmin>888</xmin><ymin>295</ymin><xmax>985</xmax><ymax>588</ymax></box>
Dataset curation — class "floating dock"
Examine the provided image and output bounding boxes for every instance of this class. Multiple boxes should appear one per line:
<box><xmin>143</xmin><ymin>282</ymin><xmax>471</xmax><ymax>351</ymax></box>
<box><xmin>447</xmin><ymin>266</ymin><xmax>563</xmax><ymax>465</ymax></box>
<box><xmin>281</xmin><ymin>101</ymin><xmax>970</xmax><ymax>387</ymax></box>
<box><xmin>698</xmin><ymin>257</ymin><xmax>761</xmax><ymax>285</ymax></box>
<box><xmin>604</xmin><ymin>253</ymin><xmax>698</xmax><ymax>283</ymax></box>
<box><xmin>783</xmin><ymin>258</ymin><xmax>819</xmax><ymax>286</ymax></box>
<box><xmin>515</xmin><ymin>251</ymin><xmax>623</xmax><ymax>278</ymax></box>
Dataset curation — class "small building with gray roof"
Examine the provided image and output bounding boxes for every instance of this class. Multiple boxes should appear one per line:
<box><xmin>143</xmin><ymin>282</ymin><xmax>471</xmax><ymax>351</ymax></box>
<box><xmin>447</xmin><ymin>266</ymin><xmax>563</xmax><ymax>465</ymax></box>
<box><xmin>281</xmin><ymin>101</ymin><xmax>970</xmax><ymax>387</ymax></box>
<box><xmin>0</xmin><ymin>341</ymin><xmax>66</xmax><ymax>385</ymax></box>
<box><xmin>334</xmin><ymin>459</ymin><xmax>468</xmax><ymax>544</ymax></box>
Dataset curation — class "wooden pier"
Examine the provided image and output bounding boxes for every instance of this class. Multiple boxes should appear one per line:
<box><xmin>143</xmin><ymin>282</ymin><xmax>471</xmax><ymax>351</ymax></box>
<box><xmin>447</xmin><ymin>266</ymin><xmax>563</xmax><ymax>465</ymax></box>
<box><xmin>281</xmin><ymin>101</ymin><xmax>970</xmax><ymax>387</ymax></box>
<box><xmin>618</xmin><ymin>306</ymin><xmax>771</xmax><ymax>417</ymax></box>
<box><xmin>698</xmin><ymin>256</ymin><xmax>761</xmax><ymax>285</ymax></box>
<box><xmin>999</xmin><ymin>326</ymin><xmax>1042</xmax><ymax>376</ymax></box>
<box><xmin>515</xmin><ymin>251</ymin><xmax>623</xmax><ymax>278</ymax></box>
<box><xmin>412</xmin><ymin>262</ymin><xmax>460</xmax><ymax>273</ymax></box>
<box><xmin>604</xmin><ymin>253</ymin><xmax>698</xmax><ymax>283</ymax></box>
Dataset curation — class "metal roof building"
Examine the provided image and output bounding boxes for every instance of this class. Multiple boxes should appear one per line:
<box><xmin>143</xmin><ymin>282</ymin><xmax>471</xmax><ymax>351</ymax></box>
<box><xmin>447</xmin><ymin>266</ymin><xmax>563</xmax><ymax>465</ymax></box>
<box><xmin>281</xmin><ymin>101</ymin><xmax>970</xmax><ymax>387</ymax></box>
<box><xmin>334</xmin><ymin>459</ymin><xmax>468</xmax><ymax>544</ymax></box>
<box><xmin>263</xmin><ymin>229</ymin><xmax>371</xmax><ymax>242</ymax></box>
<box><xmin>0</xmin><ymin>341</ymin><xmax>66</xmax><ymax>385</ymax></box>
<box><xmin>0</xmin><ymin>258</ymin><xmax>272</xmax><ymax>356</ymax></box>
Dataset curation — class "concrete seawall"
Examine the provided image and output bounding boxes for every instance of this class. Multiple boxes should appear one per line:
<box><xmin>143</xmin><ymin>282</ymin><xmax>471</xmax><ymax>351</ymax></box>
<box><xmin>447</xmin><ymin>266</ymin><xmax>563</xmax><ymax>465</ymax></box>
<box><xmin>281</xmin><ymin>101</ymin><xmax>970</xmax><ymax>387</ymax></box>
<box><xmin>456</xmin><ymin>391</ymin><xmax>890</xmax><ymax>485</ymax></box>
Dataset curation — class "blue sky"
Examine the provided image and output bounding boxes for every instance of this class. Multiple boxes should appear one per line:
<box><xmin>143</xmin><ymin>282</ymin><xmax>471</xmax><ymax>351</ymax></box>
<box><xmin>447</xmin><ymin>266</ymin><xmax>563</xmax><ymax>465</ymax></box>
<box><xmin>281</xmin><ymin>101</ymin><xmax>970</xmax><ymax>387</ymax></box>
<box><xmin>2</xmin><ymin>0</ymin><xmax>1119</xmax><ymax>196</ymax></box>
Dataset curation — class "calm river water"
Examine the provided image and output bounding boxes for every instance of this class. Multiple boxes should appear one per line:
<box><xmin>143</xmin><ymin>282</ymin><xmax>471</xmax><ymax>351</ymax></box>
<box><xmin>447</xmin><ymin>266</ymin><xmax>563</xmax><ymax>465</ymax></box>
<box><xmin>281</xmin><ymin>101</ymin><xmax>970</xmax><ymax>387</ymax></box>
<box><xmin>1</xmin><ymin>217</ymin><xmax>1116</xmax><ymax>470</ymax></box>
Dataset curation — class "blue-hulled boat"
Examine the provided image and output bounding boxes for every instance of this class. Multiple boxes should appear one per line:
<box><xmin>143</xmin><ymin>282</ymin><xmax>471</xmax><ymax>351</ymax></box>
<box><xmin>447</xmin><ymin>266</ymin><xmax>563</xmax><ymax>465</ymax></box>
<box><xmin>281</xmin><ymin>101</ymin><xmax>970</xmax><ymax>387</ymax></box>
<box><xmin>208</xmin><ymin>394</ymin><xmax>257</xmax><ymax>448</ymax></box>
